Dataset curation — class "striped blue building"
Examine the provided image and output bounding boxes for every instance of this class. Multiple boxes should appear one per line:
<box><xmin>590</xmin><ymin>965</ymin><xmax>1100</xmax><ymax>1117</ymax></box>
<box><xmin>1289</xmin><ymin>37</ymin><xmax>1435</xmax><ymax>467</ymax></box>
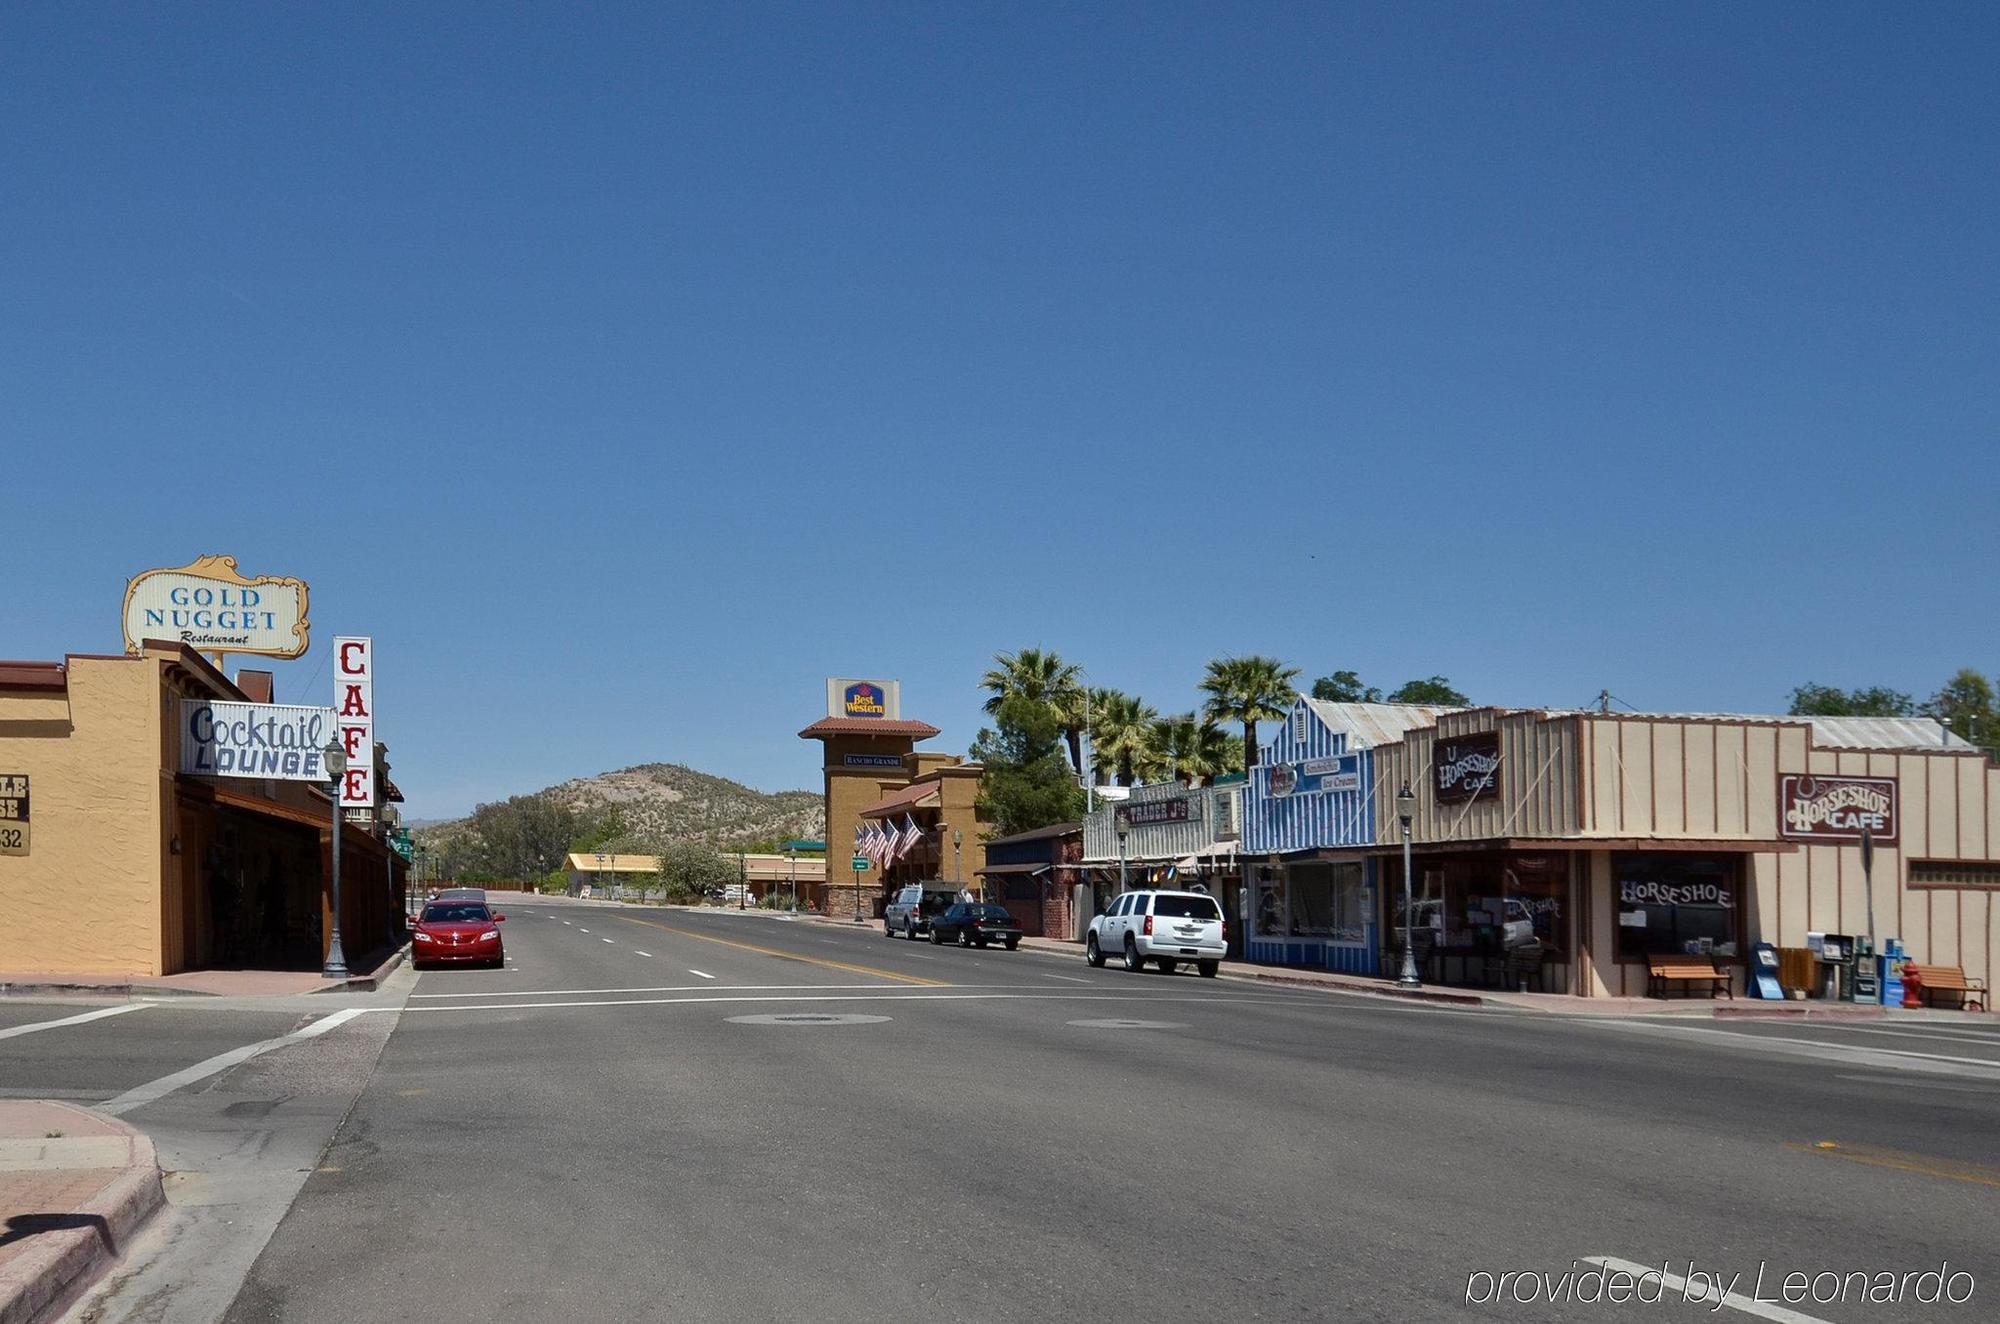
<box><xmin>1242</xmin><ymin>700</ymin><xmax>1457</xmax><ymax>974</ymax></box>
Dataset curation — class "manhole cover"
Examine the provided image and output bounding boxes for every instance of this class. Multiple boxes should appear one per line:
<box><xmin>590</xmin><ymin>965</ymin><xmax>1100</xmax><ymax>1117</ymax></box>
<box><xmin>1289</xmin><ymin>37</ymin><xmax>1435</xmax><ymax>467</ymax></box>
<box><xmin>725</xmin><ymin>1012</ymin><xmax>892</xmax><ymax>1026</ymax></box>
<box><xmin>1066</xmin><ymin>1018</ymin><xmax>1187</xmax><ymax>1030</ymax></box>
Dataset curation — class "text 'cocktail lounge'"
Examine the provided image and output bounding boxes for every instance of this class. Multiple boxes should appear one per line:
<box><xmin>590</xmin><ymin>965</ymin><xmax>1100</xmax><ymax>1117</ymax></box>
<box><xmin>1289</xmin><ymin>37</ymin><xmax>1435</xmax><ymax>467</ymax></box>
<box><xmin>1241</xmin><ymin>701</ymin><xmax>1999</xmax><ymax>998</ymax></box>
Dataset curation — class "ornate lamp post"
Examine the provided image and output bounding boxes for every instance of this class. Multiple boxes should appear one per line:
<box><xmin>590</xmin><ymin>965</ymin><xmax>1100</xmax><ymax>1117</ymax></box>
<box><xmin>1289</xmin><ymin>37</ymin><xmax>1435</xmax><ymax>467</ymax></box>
<box><xmin>322</xmin><ymin>738</ymin><xmax>350</xmax><ymax>979</ymax></box>
<box><xmin>1395</xmin><ymin>782</ymin><xmax>1421</xmax><ymax>989</ymax></box>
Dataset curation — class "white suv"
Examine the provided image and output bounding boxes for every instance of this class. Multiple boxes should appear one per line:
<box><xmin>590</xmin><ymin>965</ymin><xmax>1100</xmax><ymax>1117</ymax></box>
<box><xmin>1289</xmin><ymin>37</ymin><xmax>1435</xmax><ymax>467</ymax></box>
<box><xmin>1085</xmin><ymin>890</ymin><xmax>1226</xmax><ymax>977</ymax></box>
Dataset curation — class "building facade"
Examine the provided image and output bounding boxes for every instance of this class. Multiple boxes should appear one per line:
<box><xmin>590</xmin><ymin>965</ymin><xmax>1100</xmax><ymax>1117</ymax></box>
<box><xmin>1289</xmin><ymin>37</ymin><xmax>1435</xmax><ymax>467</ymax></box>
<box><xmin>0</xmin><ymin>642</ymin><xmax>405</xmax><ymax>977</ymax></box>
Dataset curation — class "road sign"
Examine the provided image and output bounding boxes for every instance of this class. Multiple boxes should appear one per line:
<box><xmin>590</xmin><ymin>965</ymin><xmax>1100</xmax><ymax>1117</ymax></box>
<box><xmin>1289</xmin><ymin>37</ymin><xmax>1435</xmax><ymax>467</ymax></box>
<box><xmin>851</xmin><ymin>855</ymin><xmax>869</xmax><ymax>871</ymax></box>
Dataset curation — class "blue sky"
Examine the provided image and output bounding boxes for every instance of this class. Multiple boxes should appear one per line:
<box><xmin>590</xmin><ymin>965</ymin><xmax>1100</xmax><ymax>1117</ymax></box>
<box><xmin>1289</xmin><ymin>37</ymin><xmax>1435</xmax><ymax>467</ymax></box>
<box><xmin>5</xmin><ymin>4</ymin><xmax>1995</xmax><ymax>818</ymax></box>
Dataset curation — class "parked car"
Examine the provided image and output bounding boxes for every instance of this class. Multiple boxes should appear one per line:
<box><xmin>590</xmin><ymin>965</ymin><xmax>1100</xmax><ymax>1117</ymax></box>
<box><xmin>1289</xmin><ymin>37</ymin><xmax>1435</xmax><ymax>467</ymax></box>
<box><xmin>929</xmin><ymin>903</ymin><xmax>1022</xmax><ymax>949</ymax></box>
<box><xmin>1085</xmin><ymin>889</ymin><xmax>1225</xmax><ymax>976</ymax></box>
<box><xmin>412</xmin><ymin>901</ymin><xmax>506</xmax><ymax>969</ymax></box>
<box><xmin>436</xmin><ymin>887</ymin><xmax>487</xmax><ymax>903</ymax></box>
<box><xmin>884</xmin><ymin>882</ymin><xmax>960</xmax><ymax>939</ymax></box>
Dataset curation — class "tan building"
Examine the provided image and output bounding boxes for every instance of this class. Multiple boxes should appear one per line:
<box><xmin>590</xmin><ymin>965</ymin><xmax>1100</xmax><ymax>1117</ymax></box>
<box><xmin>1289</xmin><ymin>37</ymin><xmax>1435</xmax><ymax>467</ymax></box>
<box><xmin>0</xmin><ymin>641</ymin><xmax>405</xmax><ymax>977</ymax></box>
<box><xmin>799</xmin><ymin>682</ymin><xmax>993</xmax><ymax>916</ymax></box>
<box><xmin>559</xmin><ymin>851</ymin><xmax>827</xmax><ymax>900</ymax></box>
<box><xmin>855</xmin><ymin>756</ymin><xmax>992</xmax><ymax>900</ymax></box>
<box><xmin>1365</xmin><ymin>707</ymin><xmax>1999</xmax><ymax>998</ymax></box>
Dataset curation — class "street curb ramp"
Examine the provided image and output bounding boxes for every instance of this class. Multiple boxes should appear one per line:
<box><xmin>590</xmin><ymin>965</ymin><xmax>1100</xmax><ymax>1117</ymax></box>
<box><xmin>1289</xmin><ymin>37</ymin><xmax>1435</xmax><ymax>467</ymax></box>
<box><xmin>0</xmin><ymin>1103</ymin><xmax>166</xmax><ymax>1324</ymax></box>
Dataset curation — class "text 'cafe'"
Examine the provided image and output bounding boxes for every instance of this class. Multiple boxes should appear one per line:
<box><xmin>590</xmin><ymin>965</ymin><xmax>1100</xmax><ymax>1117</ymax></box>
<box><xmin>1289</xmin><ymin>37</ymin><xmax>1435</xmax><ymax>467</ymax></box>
<box><xmin>1237</xmin><ymin>698</ymin><xmax>2000</xmax><ymax>999</ymax></box>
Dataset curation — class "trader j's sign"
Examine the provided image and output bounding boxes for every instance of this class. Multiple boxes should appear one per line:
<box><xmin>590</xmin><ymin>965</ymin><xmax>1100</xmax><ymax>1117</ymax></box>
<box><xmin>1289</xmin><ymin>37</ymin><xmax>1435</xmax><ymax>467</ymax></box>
<box><xmin>1779</xmin><ymin>774</ymin><xmax>1898</xmax><ymax>844</ymax></box>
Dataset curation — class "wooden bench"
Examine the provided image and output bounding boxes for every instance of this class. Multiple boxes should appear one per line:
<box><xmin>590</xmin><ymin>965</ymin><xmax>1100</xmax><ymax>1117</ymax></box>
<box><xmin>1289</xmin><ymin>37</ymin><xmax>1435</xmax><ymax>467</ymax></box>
<box><xmin>1648</xmin><ymin>954</ymin><xmax>1733</xmax><ymax>1000</ymax></box>
<box><xmin>1905</xmin><ymin>964</ymin><xmax>1988</xmax><ymax>1011</ymax></box>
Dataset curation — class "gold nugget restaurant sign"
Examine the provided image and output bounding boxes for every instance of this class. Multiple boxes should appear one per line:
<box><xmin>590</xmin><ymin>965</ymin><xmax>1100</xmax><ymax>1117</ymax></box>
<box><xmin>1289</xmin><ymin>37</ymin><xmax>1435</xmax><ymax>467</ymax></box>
<box><xmin>123</xmin><ymin>556</ymin><xmax>310</xmax><ymax>659</ymax></box>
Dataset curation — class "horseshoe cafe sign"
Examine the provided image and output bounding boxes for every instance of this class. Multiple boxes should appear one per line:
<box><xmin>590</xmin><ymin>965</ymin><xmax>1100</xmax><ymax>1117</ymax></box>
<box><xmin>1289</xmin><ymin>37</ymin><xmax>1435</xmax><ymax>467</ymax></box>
<box><xmin>123</xmin><ymin>555</ymin><xmax>310</xmax><ymax>660</ymax></box>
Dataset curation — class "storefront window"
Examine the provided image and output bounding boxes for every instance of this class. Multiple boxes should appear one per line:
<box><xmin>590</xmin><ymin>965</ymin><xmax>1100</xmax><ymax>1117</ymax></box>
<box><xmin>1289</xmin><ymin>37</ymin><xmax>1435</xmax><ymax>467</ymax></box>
<box><xmin>1614</xmin><ymin>854</ymin><xmax>1740</xmax><ymax>959</ymax></box>
<box><xmin>1389</xmin><ymin>853</ymin><xmax>1569</xmax><ymax>955</ymax></box>
<box><xmin>1253</xmin><ymin>865</ymin><xmax>1286</xmax><ymax>938</ymax></box>
<box><xmin>1288</xmin><ymin>862</ymin><xmax>1365</xmax><ymax>941</ymax></box>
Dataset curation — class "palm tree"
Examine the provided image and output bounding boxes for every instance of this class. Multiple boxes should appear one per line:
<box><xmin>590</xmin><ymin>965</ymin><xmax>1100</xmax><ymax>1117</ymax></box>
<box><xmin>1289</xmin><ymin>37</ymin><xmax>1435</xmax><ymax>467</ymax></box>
<box><xmin>980</xmin><ymin>648</ymin><xmax>1085</xmax><ymax>772</ymax></box>
<box><xmin>1192</xmin><ymin>720</ymin><xmax>1243</xmax><ymax>783</ymax></box>
<box><xmin>1152</xmin><ymin>716</ymin><xmax>1224</xmax><ymax>788</ymax></box>
<box><xmin>1199</xmin><ymin>655</ymin><xmax>1300</xmax><ymax>770</ymax></box>
<box><xmin>1089</xmin><ymin>689</ymin><xmax>1157</xmax><ymax>787</ymax></box>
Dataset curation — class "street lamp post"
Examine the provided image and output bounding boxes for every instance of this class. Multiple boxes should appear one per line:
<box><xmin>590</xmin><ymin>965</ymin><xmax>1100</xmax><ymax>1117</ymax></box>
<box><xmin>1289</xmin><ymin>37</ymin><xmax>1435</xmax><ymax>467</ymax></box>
<box><xmin>787</xmin><ymin>843</ymin><xmax>797</xmax><ymax>913</ymax></box>
<box><xmin>1117</xmin><ymin>826</ymin><xmax>1129</xmax><ymax>894</ymax></box>
<box><xmin>1395</xmin><ymin>782</ymin><xmax>1421</xmax><ymax>989</ymax></box>
<box><xmin>382</xmin><ymin>804</ymin><xmax>400</xmax><ymax>933</ymax></box>
<box><xmin>952</xmin><ymin>830</ymin><xmax>963</xmax><ymax>888</ymax></box>
<box><xmin>595</xmin><ymin>851</ymin><xmax>607</xmax><ymax>900</ymax></box>
<box><xmin>322</xmin><ymin>738</ymin><xmax>350</xmax><ymax>979</ymax></box>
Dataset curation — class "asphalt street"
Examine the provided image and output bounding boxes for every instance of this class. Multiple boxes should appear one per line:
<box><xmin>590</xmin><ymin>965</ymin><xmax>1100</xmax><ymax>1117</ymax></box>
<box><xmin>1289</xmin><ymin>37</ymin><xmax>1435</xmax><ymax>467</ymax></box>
<box><xmin>210</xmin><ymin>902</ymin><xmax>2000</xmax><ymax>1321</ymax></box>
<box><xmin>12</xmin><ymin>899</ymin><xmax>1998</xmax><ymax>1321</ymax></box>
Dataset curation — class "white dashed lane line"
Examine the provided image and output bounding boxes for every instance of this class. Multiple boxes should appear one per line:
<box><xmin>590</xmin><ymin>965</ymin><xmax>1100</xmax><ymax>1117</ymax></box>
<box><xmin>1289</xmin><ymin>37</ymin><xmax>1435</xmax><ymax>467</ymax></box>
<box><xmin>634</xmin><ymin>950</ymin><xmax>652</xmax><ymax>957</ymax></box>
<box><xmin>689</xmin><ymin>970</ymin><xmax>715</xmax><ymax>980</ymax></box>
<box><xmin>602</xmin><ymin>938</ymin><xmax>614</xmax><ymax>944</ymax></box>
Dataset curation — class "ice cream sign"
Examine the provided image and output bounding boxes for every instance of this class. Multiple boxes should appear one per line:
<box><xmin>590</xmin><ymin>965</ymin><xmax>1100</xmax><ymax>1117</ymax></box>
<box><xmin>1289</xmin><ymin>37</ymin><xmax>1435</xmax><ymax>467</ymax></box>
<box><xmin>1779</xmin><ymin>774</ymin><xmax>1897</xmax><ymax>844</ymax></box>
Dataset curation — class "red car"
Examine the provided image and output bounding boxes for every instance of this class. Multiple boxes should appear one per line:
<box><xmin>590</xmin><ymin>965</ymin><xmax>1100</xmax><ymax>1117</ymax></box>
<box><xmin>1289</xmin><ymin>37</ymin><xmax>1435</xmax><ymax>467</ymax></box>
<box><xmin>412</xmin><ymin>900</ymin><xmax>506</xmax><ymax>969</ymax></box>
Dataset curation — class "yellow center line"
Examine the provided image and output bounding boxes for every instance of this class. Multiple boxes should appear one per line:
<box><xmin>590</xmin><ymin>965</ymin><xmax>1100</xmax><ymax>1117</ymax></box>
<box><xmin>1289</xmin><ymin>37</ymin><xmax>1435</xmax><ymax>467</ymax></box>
<box><xmin>613</xmin><ymin>915</ymin><xmax>949</xmax><ymax>987</ymax></box>
<box><xmin>1788</xmin><ymin>1140</ymin><xmax>2000</xmax><ymax>1188</ymax></box>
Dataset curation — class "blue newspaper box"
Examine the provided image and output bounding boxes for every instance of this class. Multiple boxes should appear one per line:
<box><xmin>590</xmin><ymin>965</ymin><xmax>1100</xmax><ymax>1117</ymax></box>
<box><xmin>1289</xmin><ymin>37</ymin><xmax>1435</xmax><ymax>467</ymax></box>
<box><xmin>1749</xmin><ymin>943</ymin><xmax>1784</xmax><ymax>1000</ymax></box>
<box><xmin>1880</xmin><ymin>938</ymin><xmax>1906</xmax><ymax>1007</ymax></box>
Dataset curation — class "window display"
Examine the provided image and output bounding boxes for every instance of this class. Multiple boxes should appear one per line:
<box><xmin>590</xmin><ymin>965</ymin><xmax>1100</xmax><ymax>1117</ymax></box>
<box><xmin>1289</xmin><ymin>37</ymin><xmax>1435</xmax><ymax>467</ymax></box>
<box><xmin>1614</xmin><ymin>854</ymin><xmax>1740</xmax><ymax>959</ymax></box>
<box><xmin>1287</xmin><ymin>862</ymin><xmax>1364</xmax><ymax>941</ymax></box>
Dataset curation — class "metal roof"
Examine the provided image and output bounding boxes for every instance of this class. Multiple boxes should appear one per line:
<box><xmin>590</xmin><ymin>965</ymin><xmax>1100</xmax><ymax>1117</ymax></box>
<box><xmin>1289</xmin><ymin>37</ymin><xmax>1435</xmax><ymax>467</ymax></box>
<box><xmin>1299</xmin><ymin>700</ymin><xmax>1467</xmax><ymax>749</ymax></box>
<box><xmin>1799</xmin><ymin>716</ymin><xmax>1966</xmax><ymax>750</ymax></box>
<box><xmin>798</xmin><ymin>717</ymin><xmax>941</xmax><ymax>739</ymax></box>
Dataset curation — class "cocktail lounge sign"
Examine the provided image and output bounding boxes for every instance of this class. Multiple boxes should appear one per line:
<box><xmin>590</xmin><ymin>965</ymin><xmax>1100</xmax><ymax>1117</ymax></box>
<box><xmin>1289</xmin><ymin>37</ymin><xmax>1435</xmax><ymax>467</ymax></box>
<box><xmin>1779</xmin><ymin>774</ymin><xmax>1898</xmax><ymax>843</ymax></box>
<box><xmin>1433</xmin><ymin>732</ymin><xmax>1501</xmax><ymax>804</ymax></box>
<box><xmin>180</xmin><ymin>701</ymin><xmax>335</xmax><ymax>781</ymax></box>
<box><xmin>124</xmin><ymin>555</ymin><xmax>310</xmax><ymax>659</ymax></box>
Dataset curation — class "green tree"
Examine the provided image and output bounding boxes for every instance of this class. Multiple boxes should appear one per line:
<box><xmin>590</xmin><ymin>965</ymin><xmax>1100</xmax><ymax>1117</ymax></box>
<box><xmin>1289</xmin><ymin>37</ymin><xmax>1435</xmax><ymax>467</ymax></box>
<box><xmin>1787</xmin><ymin>683</ymin><xmax>1916</xmax><ymax>717</ymax></box>
<box><xmin>980</xmin><ymin>648</ymin><xmax>1086</xmax><ymax>773</ymax></box>
<box><xmin>652</xmin><ymin>842</ymin><xmax>738</xmax><ymax>904</ymax></box>
<box><xmin>971</xmin><ymin>694</ymin><xmax>1085</xmax><ymax>837</ymax></box>
<box><xmin>1386</xmin><ymin>676</ymin><xmax>1471</xmax><ymax>706</ymax></box>
<box><xmin>1922</xmin><ymin>668</ymin><xmax>1997</xmax><ymax>749</ymax></box>
<box><xmin>1088</xmin><ymin>688</ymin><xmax>1157</xmax><ymax>787</ymax></box>
<box><xmin>1312</xmin><ymin>671</ymin><xmax>1381</xmax><ymax>703</ymax></box>
<box><xmin>1141</xmin><ymin>713</ymin><xmax>1239</xmax><ymax>785</ymax></box>
<box><xmin>1199</xmin><ymin>655</ymin><xmax>1299</xmax><ymax>770</ymax></box>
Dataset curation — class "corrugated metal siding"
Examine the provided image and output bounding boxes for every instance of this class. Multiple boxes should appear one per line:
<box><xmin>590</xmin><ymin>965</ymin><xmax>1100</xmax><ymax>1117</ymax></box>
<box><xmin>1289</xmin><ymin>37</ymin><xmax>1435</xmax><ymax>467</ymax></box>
<box><xmin>1376</xmin><ymin>710</ymin><xmax>1581</xmax><ymax>841</ymax></box>
<box><xmin>1243</xmin><ymin>701</ymin><xmax>1456</xmax><ymax>855</ymax></box>
<box><xmin>1082</xmin><ymin>781</ymin><xmax>1240</xmax><ymax>862</ymax></box>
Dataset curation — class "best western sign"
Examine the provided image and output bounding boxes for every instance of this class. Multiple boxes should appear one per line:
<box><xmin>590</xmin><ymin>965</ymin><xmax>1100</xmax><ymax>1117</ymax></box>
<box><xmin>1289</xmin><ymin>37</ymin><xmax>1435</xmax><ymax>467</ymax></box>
<box><xmin>1779</xmin><ymin>774</ymin><xmax>1897</xmax><ymax>844</ymax></box>
<box><xmin>123</xmin><ymin>555</ymin><xmax>309</xmax><ymax>659</ymax></box>
<box><xmin>180</xmin><ymin>702</ymin><xmax>335</xmax><ymax>780</ymax></box>
<box><xmin>825</xmin><ymin>677</ymin><xmax>901</xmax><ymax>720</ymax></box>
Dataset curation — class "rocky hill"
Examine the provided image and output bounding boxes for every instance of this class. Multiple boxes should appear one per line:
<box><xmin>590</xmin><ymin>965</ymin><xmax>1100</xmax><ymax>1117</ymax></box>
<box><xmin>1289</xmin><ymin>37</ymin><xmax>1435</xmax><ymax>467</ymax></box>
<box><xmin>414</xmin><ymin>762</ymin><xmax>825</xmax><ymax>879</ymax></box>
<box><xmin>537</xmin><ymin>762</ymin><xmax>825</xmax><ymax>844</ymax></box>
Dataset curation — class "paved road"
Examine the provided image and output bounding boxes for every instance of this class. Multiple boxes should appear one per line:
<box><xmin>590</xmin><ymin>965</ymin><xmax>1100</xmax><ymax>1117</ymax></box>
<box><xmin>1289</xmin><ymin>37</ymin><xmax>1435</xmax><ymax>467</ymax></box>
<box><xmin>18</xmin><ymin>900</ymin><xmax>1997</xmax><ymax>1321</ymax></box>
<box><xmin>159</xmin><ymin>900</ymin><xmax>1996</xmax><ymax>1322</ymax></box>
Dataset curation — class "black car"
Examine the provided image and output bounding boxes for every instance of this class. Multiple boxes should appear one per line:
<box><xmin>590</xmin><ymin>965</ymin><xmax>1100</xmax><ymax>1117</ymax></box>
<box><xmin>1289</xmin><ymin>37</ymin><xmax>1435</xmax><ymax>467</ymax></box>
<box><xmin>929</xmin><ymin>903</ymin><xmax>1022</xmax><ymax>950</ymax></box>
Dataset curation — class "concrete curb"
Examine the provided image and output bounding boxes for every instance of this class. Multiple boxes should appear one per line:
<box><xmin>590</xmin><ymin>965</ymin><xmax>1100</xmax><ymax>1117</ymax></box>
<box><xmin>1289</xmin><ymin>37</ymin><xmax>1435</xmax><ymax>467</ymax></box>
<box><xmin>1224</xmin><ymin>969</ymin><xmax>1489</xmax><ymax>1006</ymax></box>
<box><xmin>1716</xmin><ymin>1003</ymin><xmax>1889</xmax><ymax>1021</ymax></box>
<box><xmin>0</xmin><ymin>982</ymin><xmax>213</xmax><ymax>1000</ymax></box>
<box><xmin>309</xmin><ymin>941</ymin><xmax>411</xmax><ymax>994</ymax></box>
<box><xmin>0</xmin><ymin>1104</ymin><xmax>165</xmax><ymax>1324</ymax></box>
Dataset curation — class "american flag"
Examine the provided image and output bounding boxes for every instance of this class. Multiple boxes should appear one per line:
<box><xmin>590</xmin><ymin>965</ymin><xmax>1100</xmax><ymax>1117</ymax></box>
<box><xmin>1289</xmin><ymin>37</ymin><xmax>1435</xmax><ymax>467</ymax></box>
<box><xmin>900</xmin><ymin>814</ymin><xmax>923</xmax><ymax>858</ymax></box>
<box><xmin>868</xmin><ymin>821</ymin><xmax>891</xmax><ymax>865</ymax></box>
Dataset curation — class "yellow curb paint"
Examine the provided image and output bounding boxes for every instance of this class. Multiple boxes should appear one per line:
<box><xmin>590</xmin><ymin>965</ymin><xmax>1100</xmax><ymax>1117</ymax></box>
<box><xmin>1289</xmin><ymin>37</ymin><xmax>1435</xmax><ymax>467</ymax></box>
<box><xmin>1788</xmin><ymin>1140</ymin><xmax>2000</xmax><ymax>1188</ymax></box>
<box><xmin>614</xmin><ymin>915</ymin><xmax>948</xmax><ymax>987</ymax></box>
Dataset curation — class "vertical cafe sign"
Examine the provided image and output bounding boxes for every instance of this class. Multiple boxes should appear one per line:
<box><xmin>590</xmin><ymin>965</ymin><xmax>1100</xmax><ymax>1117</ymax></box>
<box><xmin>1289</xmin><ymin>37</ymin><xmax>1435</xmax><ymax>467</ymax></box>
<box><xmin>1433</xmin><ymin>731</ymin><xmax>1501</xmax><ymax>805</ymax></box>
<box><xmin>335</xmin><ymin>636</ymin><xmax>376</xmax><ymax>810</ymax></box>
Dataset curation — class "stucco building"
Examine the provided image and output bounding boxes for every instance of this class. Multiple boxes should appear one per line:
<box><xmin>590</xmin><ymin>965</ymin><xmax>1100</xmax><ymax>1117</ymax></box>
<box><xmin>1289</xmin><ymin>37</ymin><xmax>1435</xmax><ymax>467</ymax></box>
<box><xmin>0</xmin><ymin>641</ymin><xmax>404</xmax><ymax>977</ymax></box>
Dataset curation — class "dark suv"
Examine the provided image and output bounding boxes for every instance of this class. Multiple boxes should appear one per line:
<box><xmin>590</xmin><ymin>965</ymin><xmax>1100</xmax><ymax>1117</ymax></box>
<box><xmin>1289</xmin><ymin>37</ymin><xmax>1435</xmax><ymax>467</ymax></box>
<box><xmin>884</xmin><ymin>882</ymin><xmax>959</xmax><ymax>939</ymax></box>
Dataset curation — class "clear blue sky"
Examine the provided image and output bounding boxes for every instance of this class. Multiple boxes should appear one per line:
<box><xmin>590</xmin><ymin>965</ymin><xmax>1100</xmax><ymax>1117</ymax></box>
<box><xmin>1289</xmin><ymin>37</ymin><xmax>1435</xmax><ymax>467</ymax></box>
<box><xmin>6</xmin><ymin>4</ymin><xmax>1995</xmax><ymax>818</ymax></box>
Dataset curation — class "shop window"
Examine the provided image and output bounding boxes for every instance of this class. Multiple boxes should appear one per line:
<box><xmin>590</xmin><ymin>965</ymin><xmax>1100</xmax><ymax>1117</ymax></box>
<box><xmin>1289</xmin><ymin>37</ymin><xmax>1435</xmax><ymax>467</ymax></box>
<box><xmin>1615</xmin><ymin>854</ymin><xmax>1740</xmax><ymax>959</ymax></box>
<box><xmin>1390</xmin><ymin>853</ymin><xmax>1568</xmax><ymax>955</ymax></box>
<box><xmin>1253</xmin><ymin>866</ymin><xmax>1286</xmax><ymax>938</ymax></box>
<box><xmin>1286</xmin><ymin>862</ymin><xmax>1365</xmax><ymax>941</ymax></box>
<box><xmin>1003</xmin><ymin>877</ymin><xmax>1038</xmax><ymax>901</ymax></box>
<box><xmin>1910</xmin><ymin>861</ymin><xmax>2000</xmax><ymax>890</ymax></box>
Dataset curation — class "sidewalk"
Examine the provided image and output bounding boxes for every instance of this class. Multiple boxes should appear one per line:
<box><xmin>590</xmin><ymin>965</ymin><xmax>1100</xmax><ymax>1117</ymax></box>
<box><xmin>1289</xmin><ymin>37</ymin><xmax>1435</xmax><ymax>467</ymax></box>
<box><xmin>0</xmin><ymin>941</ymin><xmax>410</xmax><ymax>1000</ymax></box>
<box><xmin>0</xmin><ymin>1101</ymin><xmax>164</xmax><ymax>1324</ymax></box>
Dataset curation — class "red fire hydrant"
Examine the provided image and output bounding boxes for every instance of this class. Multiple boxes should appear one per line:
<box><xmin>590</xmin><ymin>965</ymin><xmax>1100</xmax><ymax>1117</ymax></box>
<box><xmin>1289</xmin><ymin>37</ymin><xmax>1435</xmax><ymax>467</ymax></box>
<box><xmin>1902</xmin><ymin>965</ymin><xmax>1924</xmax><ymax>1009</ymax></box>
